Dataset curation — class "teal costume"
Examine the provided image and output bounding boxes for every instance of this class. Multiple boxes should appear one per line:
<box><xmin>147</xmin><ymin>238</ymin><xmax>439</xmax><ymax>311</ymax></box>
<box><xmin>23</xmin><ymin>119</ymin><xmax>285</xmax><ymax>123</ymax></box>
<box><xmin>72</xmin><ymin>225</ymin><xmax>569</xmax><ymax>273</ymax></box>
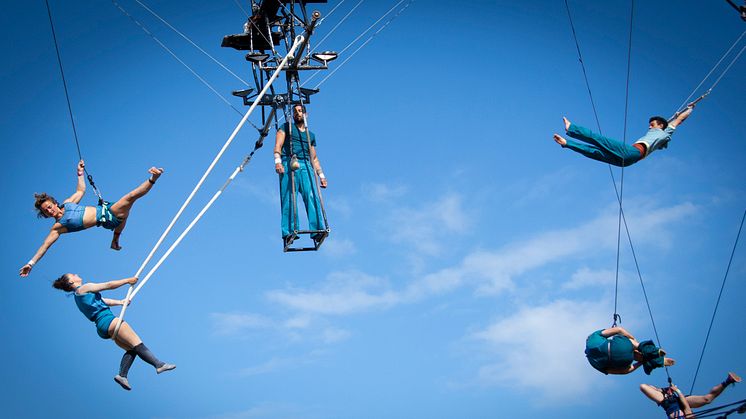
<box><xmin>563</xmin><ymin>124</ymin><xmax>643</xmax><ymax>167</ymax></box>
<box><xmin>74</xmin><ymin>288</ymin><xmax>115</xmax><ymax>339</ymax></box>
<box><xmin>585</xmin><ymin>330</ymin><xmax>666</xmax><ymax>375</ymax></box>
<box><xmin>585</xmin><ymin>329</ymin><xmax>634</xmax><ymax>374</ymax></box>
<box><xmin>659</xmin><ymin>389</ymin><xmax>686</xmax><ymax>419</ymax></box>
<box><xmin>278</xmin><ymin>122</ymin><xmax>324</xmax><ymax>238</ymax></box>
<box><xmin>96</xmin><ymin>201</ymin><xmax>122</xmax><ymax>230</ymax></box>
<box><xmin>58</xmin><ymin>201</ymin><xmax>121</xmax><ymax>232</ymax></box>
<box><xmin>59</xmin><ymin>202</ymin><xmax>86</xmax><ymax>232</ymax></box>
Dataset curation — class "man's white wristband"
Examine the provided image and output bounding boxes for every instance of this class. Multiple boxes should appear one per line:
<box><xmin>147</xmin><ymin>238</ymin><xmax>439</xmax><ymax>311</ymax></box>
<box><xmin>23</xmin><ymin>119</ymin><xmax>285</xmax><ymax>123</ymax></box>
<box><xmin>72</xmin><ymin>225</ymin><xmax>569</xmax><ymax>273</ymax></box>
<box><xmin>318</xmin><ymin>173</ymin><xmax>326</xmax><ymax>179</ymax></box>
<box><xmin>274</xmin><ymin>158</ymin><xmax>282</xmax><ymax>165</ymax></box>
<box><xmin>27</xmin><ymin>260</ymin><xmax>35</xmax><ymax>266</ymax></box>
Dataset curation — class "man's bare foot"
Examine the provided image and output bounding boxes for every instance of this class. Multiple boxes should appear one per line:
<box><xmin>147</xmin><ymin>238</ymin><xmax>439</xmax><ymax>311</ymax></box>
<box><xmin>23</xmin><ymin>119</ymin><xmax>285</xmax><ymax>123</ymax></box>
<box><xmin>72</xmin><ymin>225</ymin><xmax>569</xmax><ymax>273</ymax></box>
<box><xmin>727</xmin><ymin>372</ymin><xmax>742</xmax><ymax>384</ymax></box>
<box><xmin>664</xmin><ymin>357</ymin><xmax>676</xmax><ymax>367</ymax></box>
<box><xmin>111</xmin><ymin>233</ymin><xmax>122</xmax><ymax>251</ymax></box>
<box><xmin>553</xmin><ymin>134</ymin><xmax>567</xmax><ymax>147</ymax></box>
<box><xmin>563</xmin><ymin>117</ymin><xmax>571</xmax><ymax>131</ymax></box>
<box><xmin>148</xmin><ymin>167</ymin><xmax>165</xmax><ymax>184</ymax></box>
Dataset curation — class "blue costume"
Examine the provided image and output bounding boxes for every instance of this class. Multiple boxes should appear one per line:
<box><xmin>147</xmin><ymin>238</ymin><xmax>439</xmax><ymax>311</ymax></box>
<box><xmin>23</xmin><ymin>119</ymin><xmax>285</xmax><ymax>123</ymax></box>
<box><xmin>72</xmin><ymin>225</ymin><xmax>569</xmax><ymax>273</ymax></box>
<box><xmin>585</xmin><ymin>329</ymin><xmax>635</xmax><ymax>374</ymax></box>
<box><xmin>74</xmin><ymin>288</ymin><xmax>116</xmax><ymax>339</ymax></box>
<box><xmin>659</xmin><ymin>389</ymin><xmax>686</xmax><ymax>419</ymax></box>
<box><xmin>59</xmin><ymin>202</ymin><xmax>86</xmax><ymax>232</ymax></box>
<box><xmin>562</xmin><ymin>123</ymin><xmax>675</xmax><ymax>167</ymax></box>
<box><xmin>585</xmin><ymin>330</ymin><xmax>666</xmax><ymax>375</ymax></box>
<box><xmin>278</xmin><ymin>122</ymin><xmax>324</xmax><ymax>239</ymax></box>
<box><xmin>58</xmin><ymin>201</ymin><xmax>121</xmax><ymax>232</ymax></box>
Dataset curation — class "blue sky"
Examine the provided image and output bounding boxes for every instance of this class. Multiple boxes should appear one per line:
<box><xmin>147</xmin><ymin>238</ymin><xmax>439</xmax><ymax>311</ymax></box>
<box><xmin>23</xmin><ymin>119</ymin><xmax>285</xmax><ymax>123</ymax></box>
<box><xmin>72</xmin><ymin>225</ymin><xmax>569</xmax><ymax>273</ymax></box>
<box><xmin>2</xmin><ymin>1</ymin><xmax>745</xmax><ymax>418</ymax></box>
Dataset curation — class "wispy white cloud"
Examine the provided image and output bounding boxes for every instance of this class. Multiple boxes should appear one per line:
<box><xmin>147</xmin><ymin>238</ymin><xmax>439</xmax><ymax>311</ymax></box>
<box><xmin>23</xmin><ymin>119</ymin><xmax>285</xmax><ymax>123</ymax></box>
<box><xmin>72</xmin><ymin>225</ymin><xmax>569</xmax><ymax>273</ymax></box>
<box><xmin>321</xmin><ymin>237</ymin><xmax>357</xmax><ymax>258</ymax></box>
<box><xmin>265</xmin><ymin>200</ymin><xmax>698</xmax><ymax>315</ymax></box>
<box><xmin>471</xmin><ymin>299</ymin><xmax>612</xmax><ymax>402</ymax></box>
<box><xmin>386</xmin><ymin>193</ymin><xmax>472</xmax><ymax>255</ymax></box>
<box><xmin>210</xmin><ymin>312</ymin><xmax>273</xmax><ymax>336</ymax></box>
<box><xmin>237</xmin><ymin>350</ymin><xmax>326</xmax><ymax>377</ymax></box>
<box><xmin>266</xmin><ymin>270</ymin><xmax>399</xmax><ymax>315</ymax></box>
<box><xmin>562</xmin><ymin>267</ymin><xmax>616</xmax><ymax>290</ymax></box>
<box><xmin>361</xmin><ymin>182</ymin><xmax>408</xmax><ymax>202</ymax></box>
<box><xmin>198</xmin><ymin>403</ymin><xmax>310</xmax><ymax>419</ymax></box>
<box><xmin>321</xmin><ymin>327</ymin><xmax>351</xmax><ymax>344</ymax></box>
<box><xmin>233</xmin><ymin>178</ymin><xmax>278</xmax><ymax>206</ymax></box>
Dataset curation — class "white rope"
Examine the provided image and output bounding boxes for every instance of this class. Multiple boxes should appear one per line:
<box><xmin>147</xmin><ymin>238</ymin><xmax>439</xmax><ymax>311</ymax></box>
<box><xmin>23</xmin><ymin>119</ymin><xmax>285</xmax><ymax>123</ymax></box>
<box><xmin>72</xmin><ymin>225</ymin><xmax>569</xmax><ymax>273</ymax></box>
<box><xmin>134</xmin><ymin>0</ymin><xmax>250</xmax><ymax>86</ymax></box>
<box><xmin>113</xmin><ymin>35</ymin><xmax>305</xmax><ymax>338</ymax></box>
<box><xmin>675</xmin><ymin>29</ymin><xmax>746</xmax><ymax>112</ymax></box>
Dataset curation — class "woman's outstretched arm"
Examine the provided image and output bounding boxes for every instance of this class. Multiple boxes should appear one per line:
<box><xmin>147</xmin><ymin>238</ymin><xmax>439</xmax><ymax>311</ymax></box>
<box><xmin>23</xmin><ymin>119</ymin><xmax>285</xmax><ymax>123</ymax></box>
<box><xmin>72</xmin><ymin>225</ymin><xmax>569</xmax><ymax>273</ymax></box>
<box><xmin>19</xmin><ymin>227</ymin><xmax>62</xmax><ymax>277</ymax></box>
<box><xmin>78</xmin><ymin>276</ymin><xmax>137</xmax><ymax>294</ymax></box>
<box><xmin>64</xmin><ymin>160</ymin><xmax>86</xmax><ymax>204</ymax></box>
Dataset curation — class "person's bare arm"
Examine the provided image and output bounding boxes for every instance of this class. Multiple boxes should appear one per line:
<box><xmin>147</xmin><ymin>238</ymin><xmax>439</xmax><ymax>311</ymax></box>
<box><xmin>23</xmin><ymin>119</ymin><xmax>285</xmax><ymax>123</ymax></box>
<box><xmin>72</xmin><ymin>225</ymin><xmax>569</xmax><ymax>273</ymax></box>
<box><xmin>64</xmin><ymin>160</ymin><xmax>86</xmax><ymax>204</ymax></box>
<box><xmin>102</xmin><ymin>298</ymin><xmax>130</xmax><ymax>307</ymax></box>
<box><xmin>670</xmin><ymin>105</ymin><xmax>694</xmax><ymax>128</ymax></box>
<box><xmin>78</xmin><ymin>277</ymin><xmax>137</xmax><ymax>294</ymax></box>
<box><xmin>601</xmin><ymin>327</ymin><xmax>635</xmax><ymax>340</ymax></box>
<box><xmin>19</xmin><ymin>227</ymin><xmax>63</xmax><ymax>277</ymax></box>
<box><xmin>310</xmin><ymin>145</ymin><xmax>327</xmax><ymax>188</ymax></box>
<box><xmin>673</xmin><ymin>385</ymin><xmax>694</xmax><ymax>417</ymax></box>
<box><xmin>274</xmin><ymin>130</ymin><xmax>286</xmax><ymax>174</ymax></box>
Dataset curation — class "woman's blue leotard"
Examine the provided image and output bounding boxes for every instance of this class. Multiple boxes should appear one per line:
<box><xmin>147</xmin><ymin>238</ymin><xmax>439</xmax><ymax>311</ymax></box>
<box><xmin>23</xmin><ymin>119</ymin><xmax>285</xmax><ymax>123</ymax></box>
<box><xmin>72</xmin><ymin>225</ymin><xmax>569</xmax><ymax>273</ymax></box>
<box><xmin>58</xmin><ymin>202</ymin><xmax>86</xmax><ymax>232</ymax></box>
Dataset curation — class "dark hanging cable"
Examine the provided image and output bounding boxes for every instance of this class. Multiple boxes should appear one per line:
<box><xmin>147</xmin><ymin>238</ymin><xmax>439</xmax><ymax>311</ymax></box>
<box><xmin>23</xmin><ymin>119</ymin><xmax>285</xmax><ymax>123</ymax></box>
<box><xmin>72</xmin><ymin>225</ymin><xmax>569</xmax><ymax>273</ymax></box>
<box><xmin>45</xmin><ymin>0</ymin><xmax>103</xmax><ymax>202</ymax></box>
<box><xmin>563</xmin><ymin>1</ymin><xmax>671</xmax><ymax>384</ymax></box>
<box><xmin>688</xmin><ymin>209</ymin><xmax>746</xmax><ymax>394</ymax></box>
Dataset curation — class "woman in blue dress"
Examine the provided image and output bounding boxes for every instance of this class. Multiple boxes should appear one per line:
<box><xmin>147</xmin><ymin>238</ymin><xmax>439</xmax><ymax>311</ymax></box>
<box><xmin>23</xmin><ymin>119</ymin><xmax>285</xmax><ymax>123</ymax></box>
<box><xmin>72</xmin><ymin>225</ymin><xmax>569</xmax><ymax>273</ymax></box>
<box><xmin>20</xmin><ymin>160</ymin><xmax>163</xmax><ymax>277</ymax></box>
<box><xmin>53</xmin><ymin>272</ymin><xmax>175</xmax><ymax>390</ymax></box>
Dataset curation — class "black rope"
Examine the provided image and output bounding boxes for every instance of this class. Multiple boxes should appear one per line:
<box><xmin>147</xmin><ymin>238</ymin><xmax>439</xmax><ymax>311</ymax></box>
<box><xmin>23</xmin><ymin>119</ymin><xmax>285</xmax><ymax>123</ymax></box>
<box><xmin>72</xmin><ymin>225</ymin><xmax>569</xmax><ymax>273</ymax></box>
<box><xmin>688</xmin><ymin>209</ymin><xmax>746</xmax><ymax>394</ymax></box>
<box><xmin>562</xmin><ymin>0</ymin><xmax>603</xmax><ymax>134</ymax></box>
<box><xmin>686</xmin><ymin>398</ymin><xmax>746</xmax><ymax>418</ymax></box>
<box><xmin>109</xmin><ymin>0</ymin><xmax>262</xmax><ymax>131</ymax></box>
<box><xmin>563</xmin><ymin>1</ymin><xmax>671</xmax><ymax>383</ymax></box>
<box><xmin>44</xmin><ymin>0</ymin><xmax>103</xmax><ymax>203</ymax></box>
<box><xmin>615</xmin><ymin>0</ymin><xmax>634</xmax><ymax>329</ymax></box>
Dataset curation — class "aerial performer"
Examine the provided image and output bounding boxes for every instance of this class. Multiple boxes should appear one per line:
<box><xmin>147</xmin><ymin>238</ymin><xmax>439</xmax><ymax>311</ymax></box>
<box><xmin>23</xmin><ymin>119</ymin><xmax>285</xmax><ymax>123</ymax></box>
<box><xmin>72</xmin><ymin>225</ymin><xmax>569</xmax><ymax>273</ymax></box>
<box><xmin>274</xmin><ymin>104</ymin><xmax>328</xmax><ymax>246</ymax></box>
<box><xmin>640</xmin><ymin>372</ymin><xmax>741</xmax><ymax>418</ymax></box>
<box><xmin>585</xmin><ymin>326</ymin><xmax>675</xmax><ymax>375</ymax></box>
<box><xmin>552</xmin><ymin>105</ymin><xmax>695</xmax><ymax>167</ymax></box>
<box><xmin>19</xmin><ymin>160</ymin><xmax>164</xmax><ymax>277</ymax></box>
<box><xmin>52</xmin><ymin>273</ymin><xmax>175</xmax><ymax>390</ymax></box>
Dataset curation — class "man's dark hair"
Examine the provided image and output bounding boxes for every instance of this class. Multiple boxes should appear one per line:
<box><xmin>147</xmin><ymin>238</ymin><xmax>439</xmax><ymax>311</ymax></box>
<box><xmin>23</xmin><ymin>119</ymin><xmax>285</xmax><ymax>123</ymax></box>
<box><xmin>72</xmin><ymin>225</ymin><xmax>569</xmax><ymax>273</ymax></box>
<box><xmin>649</xmin><ymin>116</ymin><xmax>668</xmax><ymax>130</ymax></box>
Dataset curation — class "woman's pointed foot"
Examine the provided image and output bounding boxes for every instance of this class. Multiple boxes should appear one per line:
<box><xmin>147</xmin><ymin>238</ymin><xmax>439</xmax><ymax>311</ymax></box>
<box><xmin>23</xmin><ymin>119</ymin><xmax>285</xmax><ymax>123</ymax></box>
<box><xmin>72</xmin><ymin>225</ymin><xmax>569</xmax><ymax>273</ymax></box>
<box><xmin>114</xmin><ymin>375</ymin><xmax>131</xmax><ymax>391</ymax></box>
<box><xmin>563</xmin><ymin>117</ymin><xmax>571</xmax><ymax>131</ymax></box>
<box><xmin>727</xmin><ymin>372</ymin><xmax>742</xmax><ymax>385</ymax></box>
<box><xmin>156</xmin><ymin>363</ymin><xmax>176</xmax><ymax>374</ymax></box>
<box><xmin>111</xmin><ymin>233</ymin><xmax>122</xmax><ymax>251</ymax></box>
<box><xmin>553</xmin><ymin>134</ymin><xmax>567</xmax><ymax>147</ymax></box>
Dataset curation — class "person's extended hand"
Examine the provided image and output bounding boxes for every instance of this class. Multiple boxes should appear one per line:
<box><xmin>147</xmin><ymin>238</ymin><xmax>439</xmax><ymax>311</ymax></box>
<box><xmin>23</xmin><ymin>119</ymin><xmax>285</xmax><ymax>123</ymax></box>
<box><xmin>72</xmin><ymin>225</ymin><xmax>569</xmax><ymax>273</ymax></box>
<box><xmin>320</xmin><ymin>177</ymin><xmax>328</xmax><ymax>188</ymax></box>
<box><xmin>275</xmin><ymin>163</ymin><xmax>285</xmax><ymax>174</ymax></box>
<box><xmin>19</xmin><ymin>264</ymin><xmax>32</xmax><ymax>277</ymax></box>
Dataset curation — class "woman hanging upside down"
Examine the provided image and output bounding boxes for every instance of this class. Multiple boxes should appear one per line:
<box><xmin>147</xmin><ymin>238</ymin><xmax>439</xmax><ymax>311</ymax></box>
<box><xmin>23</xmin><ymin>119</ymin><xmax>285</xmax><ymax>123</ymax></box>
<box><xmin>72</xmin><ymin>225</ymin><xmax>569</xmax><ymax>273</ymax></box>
<box><xmin>585</xmin><ymin>326</ymin><xmax>675</xmax><ymax>375</ymax></box>
<box><xmin>52</xmin><ymin>273</ymin><xmax>175</xmax><ymax>391</ymax></box>
<box><xmin>640</xmin><ymin>373</ymin><xmax>741</xmax><ymax>418</ymax></box>
<box><xmin>19</xmin><ymin>160</ymin><xmax>163</xmax><ymax>277</ymax></box>
<box><xmin>552</xmin><ymin>105</ymin><xmax>694</xmax><ymax>167</ymax></box>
